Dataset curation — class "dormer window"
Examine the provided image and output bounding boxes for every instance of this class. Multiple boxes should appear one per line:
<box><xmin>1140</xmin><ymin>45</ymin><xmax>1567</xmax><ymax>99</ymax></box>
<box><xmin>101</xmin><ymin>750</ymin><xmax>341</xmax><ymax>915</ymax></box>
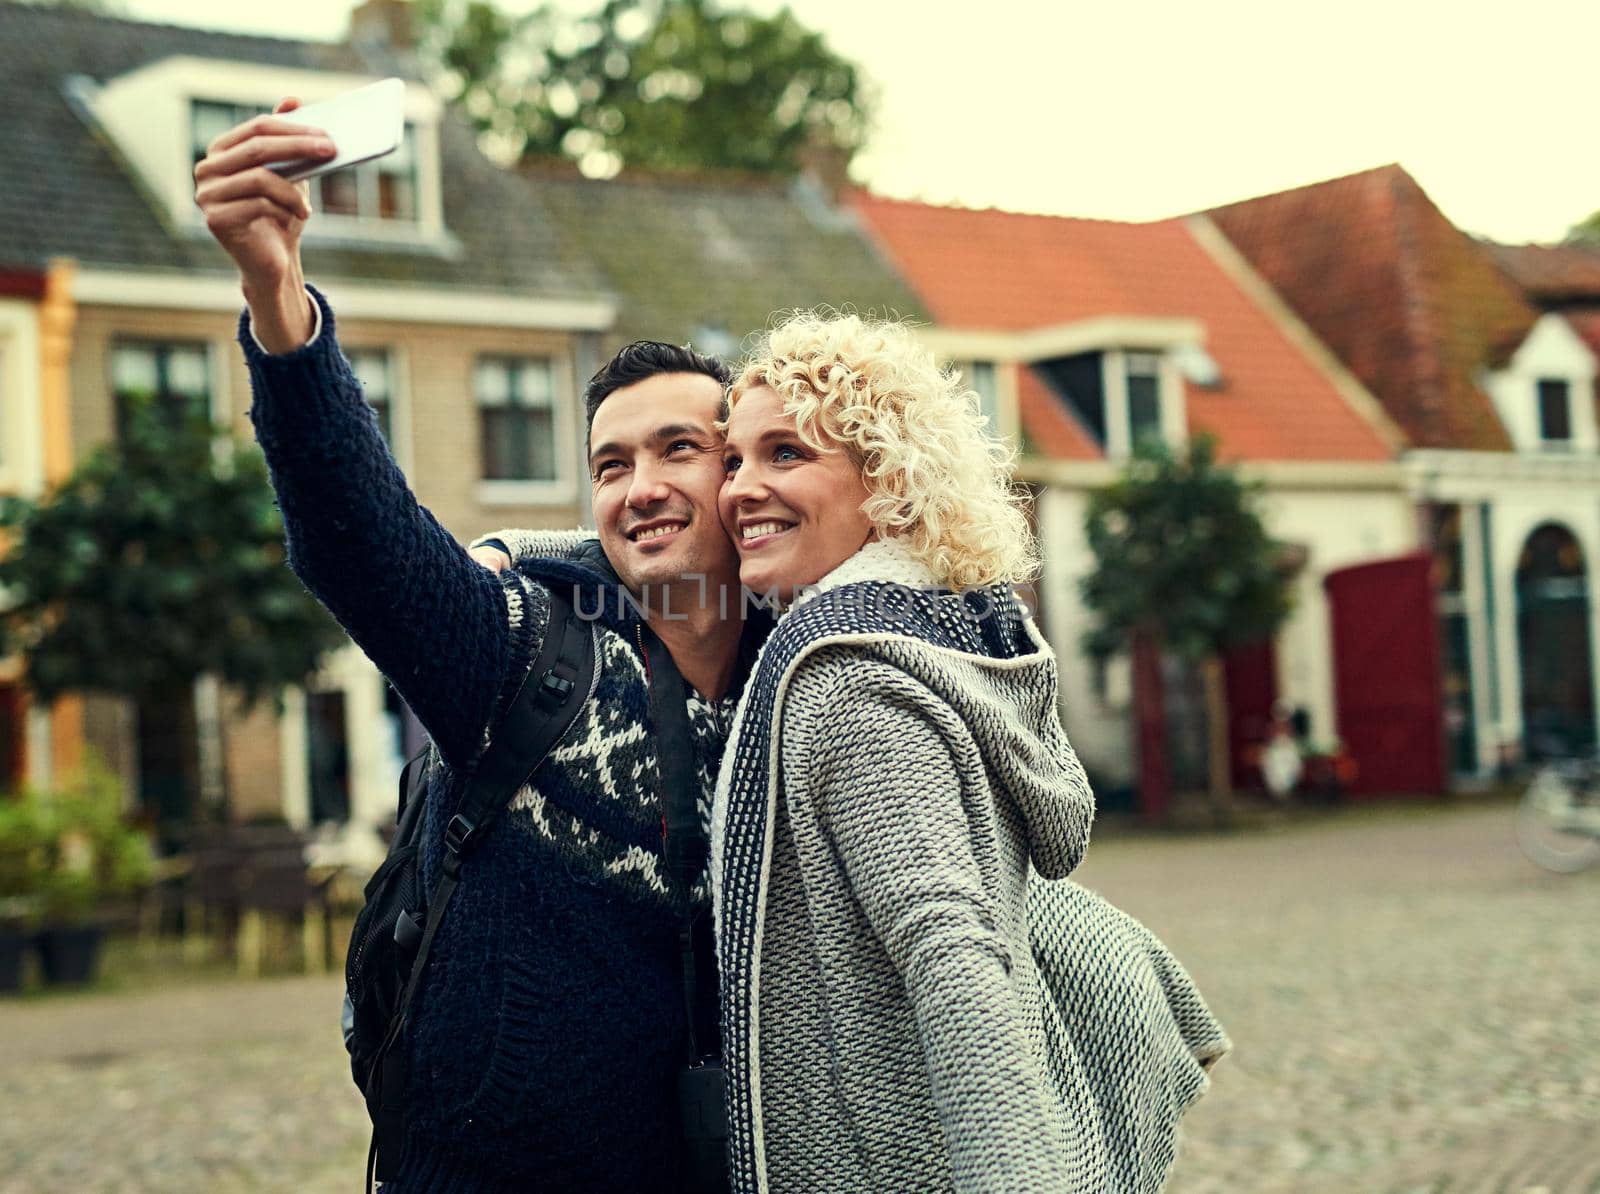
<box><xmin>1537</xmin><ymin>378</ymin><xmax>1573</xmax><ymax>448</ymax></box>
<box><xmin>1482</xmin><ymin>315</ymin><xmax>1596</xmax><ymax>453</ymax></box>
<box><xmin>1125</xmin><ymin>351</ymin><xmax>1163</xmax><ymax>449</ymax></box>
<box><xmin>82</xmin><ymin>57</ymin><xmax>447</xmax><ymax>248</ymax></box>
<box><xmin>1034</xmin><ymin>348</ymin><xmax>1183</xmax><ymax>459</ymax></box>
<box><xmin>190</xmin><ymin>98</ymin><xmax>419</xmax><ymax>225</ymax></box>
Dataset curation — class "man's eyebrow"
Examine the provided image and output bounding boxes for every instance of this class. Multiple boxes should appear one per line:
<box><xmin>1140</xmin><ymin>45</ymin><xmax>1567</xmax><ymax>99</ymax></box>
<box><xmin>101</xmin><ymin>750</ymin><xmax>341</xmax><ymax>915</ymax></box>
<box><xmin>648</xmin><ymin>422</ymin><xmax>710</xmax><ymax>445</ymax></box>
<box><xmin>588</xmin><ymin>422</ymin><xmax>716</xmax><ymax>466</ymax></box>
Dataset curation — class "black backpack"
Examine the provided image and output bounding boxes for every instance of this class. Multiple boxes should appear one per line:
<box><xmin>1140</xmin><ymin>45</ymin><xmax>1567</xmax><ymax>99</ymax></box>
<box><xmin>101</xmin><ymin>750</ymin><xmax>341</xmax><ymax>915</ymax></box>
<box><xmin>342</xmin><ymin>586</ymin><xmax>596</xmax><ymax>1188</ymax></box>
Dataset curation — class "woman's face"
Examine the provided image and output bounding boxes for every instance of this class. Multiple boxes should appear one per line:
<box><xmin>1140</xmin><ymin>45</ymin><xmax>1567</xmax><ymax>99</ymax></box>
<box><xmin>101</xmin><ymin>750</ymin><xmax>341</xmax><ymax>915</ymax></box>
<box><xmin>719</xmin><ymin>385</ymin><xmax>875</xmax><ymax>602</ymax></box>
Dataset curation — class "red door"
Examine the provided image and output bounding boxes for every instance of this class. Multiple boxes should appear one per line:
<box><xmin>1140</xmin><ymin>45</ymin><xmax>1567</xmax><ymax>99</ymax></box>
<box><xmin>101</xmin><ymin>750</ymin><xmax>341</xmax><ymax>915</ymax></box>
<box><xmin>1324</xmin><ymin>553</ymin><xmax>1447</xmax><ymax>796</ymax></box>
<box><xmin>1224</xmin><ymin>640</ymin><xmax>1278</xmax><ymax>791</ymax></box>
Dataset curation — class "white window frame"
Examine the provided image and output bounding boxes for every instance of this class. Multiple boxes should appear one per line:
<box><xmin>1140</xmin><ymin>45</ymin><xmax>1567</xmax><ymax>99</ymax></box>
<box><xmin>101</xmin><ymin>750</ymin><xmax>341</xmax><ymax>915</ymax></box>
<box><xmin>346</xmin><ymin>345</ymin><xmax>412</xmax><ymax>475</ymax></box>
<box><xmin>1534</xmin><ymin>377</ymin><xmax>1575</xmax><ymax>451</ymax></box>
<box><xmin>107</xmin><ymin>338</ymin><xmax>225</xmax><ymax>432</ymax></box>
<box><xmin>1101</xmin><ymin>348</ymin><xmax>1186</xmax><ymax>459</ymax></box>
<box><xmin>474</xmin><ymin>351</ymin><xmax>580</xmax><ymax>507</ymax></box>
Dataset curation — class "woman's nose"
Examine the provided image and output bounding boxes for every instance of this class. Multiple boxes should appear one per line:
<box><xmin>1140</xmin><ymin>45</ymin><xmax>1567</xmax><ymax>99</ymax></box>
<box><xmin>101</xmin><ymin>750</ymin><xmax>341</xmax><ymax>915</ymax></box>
<box><xmin>725</xmin><ymin>463</ymin><xmax>767</xmax><ymax>503</ymax></box>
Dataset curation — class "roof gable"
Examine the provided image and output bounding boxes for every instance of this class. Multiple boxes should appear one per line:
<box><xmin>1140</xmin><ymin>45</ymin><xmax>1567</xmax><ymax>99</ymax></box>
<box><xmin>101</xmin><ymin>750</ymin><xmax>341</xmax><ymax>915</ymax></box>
<box><xmin>1207</xmin><ymin>164</ymin><xmax>1535</xmax><ymax>451</ymax></box>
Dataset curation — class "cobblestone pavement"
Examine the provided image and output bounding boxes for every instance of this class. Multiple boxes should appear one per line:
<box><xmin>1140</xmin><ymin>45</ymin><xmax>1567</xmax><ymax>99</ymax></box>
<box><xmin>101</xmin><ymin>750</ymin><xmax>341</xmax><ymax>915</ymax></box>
<box><xmin>1073</xmin><ymin>800</ymin><xmax>1600</xmax><ymax>1194</ymax></box>
<box><xmin>1</xmin><ymin>798</ymin><xmax>1596</xmax><ymax>1191</ymax></box>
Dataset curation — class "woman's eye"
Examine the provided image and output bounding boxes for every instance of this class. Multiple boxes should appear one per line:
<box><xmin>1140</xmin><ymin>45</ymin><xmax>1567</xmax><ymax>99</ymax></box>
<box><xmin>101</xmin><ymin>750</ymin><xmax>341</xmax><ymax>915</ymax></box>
<box><xmin>773</xmin><ymin>444</ymin><xmax>802</xmax><ymax>463</ymax></box>
<box><xmin>722</xmin><ymin>455</ymin><xmax>742</xmax><ymax>474</ymax></box>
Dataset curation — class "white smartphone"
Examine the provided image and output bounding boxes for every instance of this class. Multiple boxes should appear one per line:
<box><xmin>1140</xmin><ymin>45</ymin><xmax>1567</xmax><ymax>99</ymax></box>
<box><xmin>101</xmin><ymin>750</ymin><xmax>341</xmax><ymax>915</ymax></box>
<box><xmin>267</xmin><ymin>77</ymin><xmax>407</xmax><ymax>183</ymax></box>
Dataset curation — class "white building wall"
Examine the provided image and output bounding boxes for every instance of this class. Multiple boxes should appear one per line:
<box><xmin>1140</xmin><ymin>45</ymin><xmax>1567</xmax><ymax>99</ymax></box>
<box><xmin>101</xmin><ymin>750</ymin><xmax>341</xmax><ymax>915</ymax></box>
<box><xmin>1036</xmin><ymin>487</ymin><xmax>1137</xmax><ymax>786</ymax></box>
<box><xmin>1253</xmin><ymin>487</ymin><xmax>1419</xmax><ymax>749</ymax></box>
<box><xmin>1034</xmin><ymin>476</ymin><xmax>1416</xmax><ymax>788</ymax></box>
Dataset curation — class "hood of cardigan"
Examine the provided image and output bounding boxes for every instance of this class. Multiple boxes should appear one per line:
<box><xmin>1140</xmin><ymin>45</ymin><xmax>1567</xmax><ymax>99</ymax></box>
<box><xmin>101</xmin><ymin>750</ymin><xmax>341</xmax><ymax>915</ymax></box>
<box><xmin>794</xmin><ymin>539</ymin><xmax>1094</xmax><ymax>879</ymax></box>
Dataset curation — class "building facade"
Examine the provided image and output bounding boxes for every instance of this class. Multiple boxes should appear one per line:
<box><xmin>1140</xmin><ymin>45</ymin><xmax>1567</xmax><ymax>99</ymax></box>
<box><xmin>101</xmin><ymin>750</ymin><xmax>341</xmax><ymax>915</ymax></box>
<box><xmin>0</xmin><ymin>2</ymin><xmax>614</xmax><ymax>862</ymax></box>
<box><xmin>1212</xmin><ymin>166</ymin><xmax>1600</xmax><ymax>777</ymax></box>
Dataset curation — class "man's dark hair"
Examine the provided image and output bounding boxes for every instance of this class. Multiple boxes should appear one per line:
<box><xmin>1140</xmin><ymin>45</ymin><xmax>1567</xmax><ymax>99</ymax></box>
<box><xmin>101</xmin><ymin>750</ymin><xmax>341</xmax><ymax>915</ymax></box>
<box><xmin>583</xmin><ymin>341</ymin><xmax>732</xmax><ymax>435</ymax></box>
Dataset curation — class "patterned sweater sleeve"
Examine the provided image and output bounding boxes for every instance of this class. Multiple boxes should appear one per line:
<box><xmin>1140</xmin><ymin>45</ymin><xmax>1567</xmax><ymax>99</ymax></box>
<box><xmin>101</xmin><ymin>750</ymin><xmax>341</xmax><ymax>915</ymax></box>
<box><xmin>788</xmin><ymin>659</ymin><xmax>1072</xmax><ymax>1192</ymax></box>
<box><xmin>239</xmin><ymin>287</ymin><xmax>528</xmax><ymax>770</ymax></box>
<box><xmin>469</xmin><ymin>527</ymin><xmax>597</xmax><ymax>562</ymax></box>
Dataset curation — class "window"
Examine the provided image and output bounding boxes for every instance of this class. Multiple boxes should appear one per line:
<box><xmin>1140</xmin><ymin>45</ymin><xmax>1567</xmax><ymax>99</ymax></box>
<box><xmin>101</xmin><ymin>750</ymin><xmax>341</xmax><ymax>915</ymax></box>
<box><xmin>191</xmin><ymin>99</ymin><xmax>261</xmax><ymax>164</ymax></box>
<box><xmin>477</xmin><ymin>356</ymin><xmax>556</xmax><ymax>482</ymax></box>
<box><xmin>1125</xmin><ymin>352</ymin><xmax>1164</xmax><ymax>448</ymax></box>
<box><xmin>1537</xmin><ymin>379</ymin><xmax>1572</xmax><ymax>445</ymax></box>
<box><xmin>348</xmin><ymin>349</ymin><xmax>394</xmax><ymax>444</ymax></box>
<box><xmin>111</xmin><ymin>342</ymin><xmax>210</xmax><ymax>436</ymax></box>
<box><xmin>306</xmin><ymin>690</ymin><xmax>350</xmax><ymax>825</ymax></box>
<box><xmin>316</xmin><ymin>123</ymin><xmax>418</xmax><ymax>222</ymax></box>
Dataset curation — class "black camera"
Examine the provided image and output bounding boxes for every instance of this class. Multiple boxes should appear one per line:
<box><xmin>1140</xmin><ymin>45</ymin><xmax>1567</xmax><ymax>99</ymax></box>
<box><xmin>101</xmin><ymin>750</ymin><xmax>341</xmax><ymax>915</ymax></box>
<box><xmin>678</xmin><ymin>1057</ymin><xmax>728</xmax><ymax>1193</ymax></box>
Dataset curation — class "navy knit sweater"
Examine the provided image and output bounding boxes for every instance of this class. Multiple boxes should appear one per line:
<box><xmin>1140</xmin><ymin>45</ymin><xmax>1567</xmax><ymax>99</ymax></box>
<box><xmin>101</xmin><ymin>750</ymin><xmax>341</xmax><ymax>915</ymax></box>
<box><xmin>241</xmin><ymin>289</ymin><xmax>724</xmax><ymax>1193</ymax></box>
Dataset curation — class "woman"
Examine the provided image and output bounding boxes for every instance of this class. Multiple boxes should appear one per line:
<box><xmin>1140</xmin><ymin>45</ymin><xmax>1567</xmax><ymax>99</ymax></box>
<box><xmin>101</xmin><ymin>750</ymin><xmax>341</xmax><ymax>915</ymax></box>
<box><xmin>711</xmin><ymin>311</ymin><xmax>1224</xmax><ymax>1193</ymax></box>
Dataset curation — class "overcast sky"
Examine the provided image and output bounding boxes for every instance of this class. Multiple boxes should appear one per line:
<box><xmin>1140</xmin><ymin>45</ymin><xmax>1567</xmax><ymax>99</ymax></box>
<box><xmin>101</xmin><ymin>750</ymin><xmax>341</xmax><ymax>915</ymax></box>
<box><xmin>121</xmin><ymin>0</ymin><xmax>1598</xmax><ymax>244</ymax></box>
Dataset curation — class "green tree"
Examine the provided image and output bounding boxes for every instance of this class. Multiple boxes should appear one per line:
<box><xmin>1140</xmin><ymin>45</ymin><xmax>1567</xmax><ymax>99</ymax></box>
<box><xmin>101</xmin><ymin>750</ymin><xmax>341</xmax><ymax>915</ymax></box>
<box><xmin>0</xmin><ymin>403</ymin><xmax>345</xmax><ymax>827</ymax></box>
<box><xmin>1568</xmin><ymin>209</ymin><xmax>1600</xmax><ymax>244</ymax></box>
<box><xmin>417</xmin><ymin>0</ymin><xmax>872</xmax><ymax>175</ymax></box>
<box><xmin>1080</xmin><ymin>436</ymin><xmax>1295</xmax><ymax>821</ymax></box>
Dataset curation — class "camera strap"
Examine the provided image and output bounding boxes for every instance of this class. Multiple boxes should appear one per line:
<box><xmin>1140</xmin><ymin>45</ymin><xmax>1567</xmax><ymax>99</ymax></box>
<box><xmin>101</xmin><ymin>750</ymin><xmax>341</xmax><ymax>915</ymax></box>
<box><xmin>641</xmin><ymin>626</ymin><xmax>712</xmax><ymax>1059</ymax></box>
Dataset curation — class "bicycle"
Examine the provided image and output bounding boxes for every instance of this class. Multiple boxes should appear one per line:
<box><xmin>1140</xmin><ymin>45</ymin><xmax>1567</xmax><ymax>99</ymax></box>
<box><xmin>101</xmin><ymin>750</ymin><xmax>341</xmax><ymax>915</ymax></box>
<box><xmin>1516</xmin><ymin>756</ymin><xmax>1600</xmax><ymax>873</ymax></box>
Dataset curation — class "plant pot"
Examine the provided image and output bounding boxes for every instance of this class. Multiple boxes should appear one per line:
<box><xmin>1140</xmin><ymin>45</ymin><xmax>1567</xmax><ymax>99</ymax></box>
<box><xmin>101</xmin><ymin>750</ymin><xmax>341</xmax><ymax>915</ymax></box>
<box><xmin>0</xmin><ymin>924</ymin><xmax>26</xmax><ymax>993</ymax></box>
<box><xmin>37</xmin><ymin>924</ymin><xmax>103</xmax><ymax>987</ymax></box>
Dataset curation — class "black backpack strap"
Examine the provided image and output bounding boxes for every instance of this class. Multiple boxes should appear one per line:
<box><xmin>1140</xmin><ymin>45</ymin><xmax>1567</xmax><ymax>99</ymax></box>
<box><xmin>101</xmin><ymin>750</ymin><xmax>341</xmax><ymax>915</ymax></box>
<box><xmin>366</xmin><ymin>585</ymin><xmax>595</xmax><ymax>1186</ymax></box>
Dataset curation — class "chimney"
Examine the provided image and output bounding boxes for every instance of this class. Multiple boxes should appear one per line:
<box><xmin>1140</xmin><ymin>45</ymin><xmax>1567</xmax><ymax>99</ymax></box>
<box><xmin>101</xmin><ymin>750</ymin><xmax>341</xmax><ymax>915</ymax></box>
<box><xmin>348</xmin><ymin>0</ymin><xmax>417</xmax><ymax>52</ymax></box>
<box><xmin>797</xmin><ymin>127</ymin><xmax>852</xmax><ymax>207</ymax></box>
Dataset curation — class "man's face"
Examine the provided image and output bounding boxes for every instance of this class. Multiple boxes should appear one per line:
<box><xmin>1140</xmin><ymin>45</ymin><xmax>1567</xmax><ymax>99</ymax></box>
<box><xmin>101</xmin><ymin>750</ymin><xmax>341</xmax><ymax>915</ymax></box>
<box><xmin>588</xmin><ymin>372</ymin><xmax>738</xmax><ymax>596</ymax></box>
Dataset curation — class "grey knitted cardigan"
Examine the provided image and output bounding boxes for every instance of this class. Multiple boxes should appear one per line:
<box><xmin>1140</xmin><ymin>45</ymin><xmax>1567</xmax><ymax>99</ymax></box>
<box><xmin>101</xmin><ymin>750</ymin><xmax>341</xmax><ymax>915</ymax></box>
<box><xmin>712</xmin><ymin>540</ymin><xmax>1229</xmax><ymax>1193</ymax></box>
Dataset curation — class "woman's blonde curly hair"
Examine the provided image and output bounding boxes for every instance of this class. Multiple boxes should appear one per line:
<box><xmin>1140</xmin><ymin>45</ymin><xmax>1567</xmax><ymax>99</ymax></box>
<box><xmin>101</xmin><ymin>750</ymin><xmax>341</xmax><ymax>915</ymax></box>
<box><xmin>729</xmin><ymin>310</ymin><xmax>1040</xmax><ymax>590</ymax></box>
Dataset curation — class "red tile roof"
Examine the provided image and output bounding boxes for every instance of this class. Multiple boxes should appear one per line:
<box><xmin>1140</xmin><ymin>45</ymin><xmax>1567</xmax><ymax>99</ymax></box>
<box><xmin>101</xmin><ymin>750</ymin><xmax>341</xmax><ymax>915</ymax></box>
<box><xmin>1488</xmin><ymin>241</ymin><xmax>1600</xmax><ymax>304</ymax></box>
<box><xmin>850</xmin><ymin>192</ymin><xmax>1394</xmax><ymax>463</ymax></box>
<box><xmin>1207</xmin><ymin>165</ymin><xmax>1536</xmax><ymax>452</ymax></box>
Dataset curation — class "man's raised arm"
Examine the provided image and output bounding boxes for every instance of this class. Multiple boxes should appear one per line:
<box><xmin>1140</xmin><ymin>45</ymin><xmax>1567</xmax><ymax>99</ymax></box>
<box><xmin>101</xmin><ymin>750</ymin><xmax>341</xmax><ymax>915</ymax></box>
<box><xmin>196</xmin><ymin>100</ymin><xmax>529</xmax><ymax>769</ymax></box>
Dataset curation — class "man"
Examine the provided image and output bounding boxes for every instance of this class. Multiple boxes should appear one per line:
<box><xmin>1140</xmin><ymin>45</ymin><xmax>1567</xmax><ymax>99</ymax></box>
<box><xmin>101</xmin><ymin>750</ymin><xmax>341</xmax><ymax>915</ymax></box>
<box><xmin>195</xmin><ymin>101</ymin><xmax>747</xmax><ymax>1192</ymax></box>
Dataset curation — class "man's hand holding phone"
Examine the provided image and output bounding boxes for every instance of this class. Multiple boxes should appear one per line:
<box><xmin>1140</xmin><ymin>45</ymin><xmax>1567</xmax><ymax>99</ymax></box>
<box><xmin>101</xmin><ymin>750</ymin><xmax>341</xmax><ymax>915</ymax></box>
<box><xmin>194</xmin><ymin>97</ymin><xmax>334</xmax><ymax>353</ymax></box>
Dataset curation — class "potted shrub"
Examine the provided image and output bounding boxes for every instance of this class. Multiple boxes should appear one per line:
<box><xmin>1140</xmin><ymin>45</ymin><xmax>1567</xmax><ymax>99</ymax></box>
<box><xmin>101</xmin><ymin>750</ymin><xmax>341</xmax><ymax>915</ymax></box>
<box><xmin>33</xmin><ymin>764</ymin><xmax>154</xmax><ymax>987</ymax></box>
<box><xmin>0</xmin><ymin>797</ymin><xmax>46</xmax><ymax>993</ymax></box>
